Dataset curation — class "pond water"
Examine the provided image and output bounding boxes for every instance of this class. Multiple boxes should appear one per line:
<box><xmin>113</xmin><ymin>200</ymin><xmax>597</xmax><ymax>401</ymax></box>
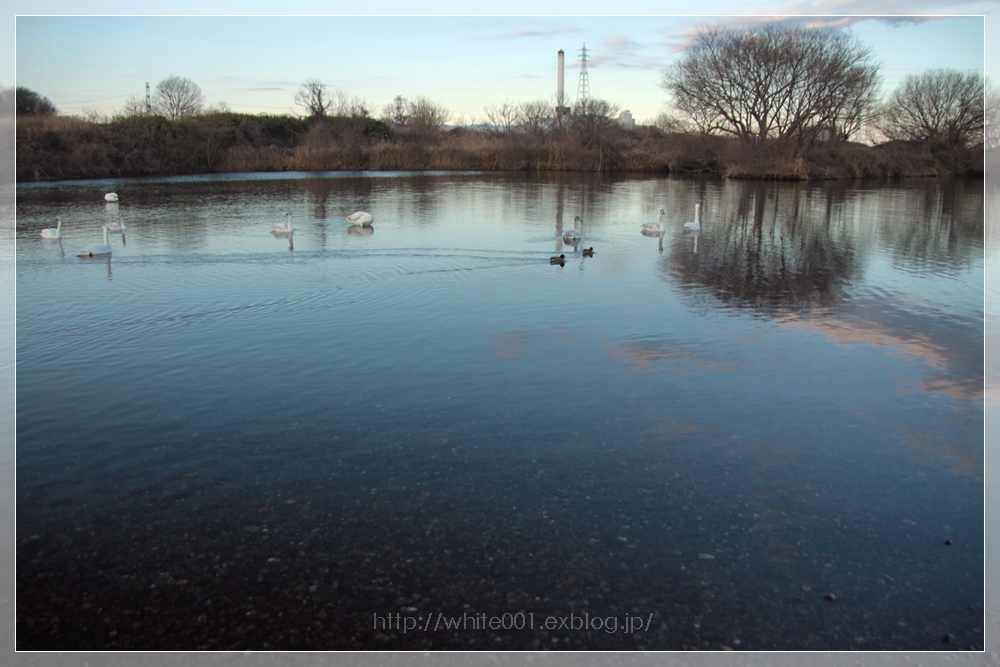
<box><xmin>15</xmin><ymin>171</ymin><xmax>984</xmax><ymax>651</ymax></box>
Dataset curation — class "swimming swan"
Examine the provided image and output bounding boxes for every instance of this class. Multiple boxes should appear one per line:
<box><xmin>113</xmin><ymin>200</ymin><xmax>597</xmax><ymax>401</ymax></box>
<box><xmin>642</xmin><ymin>209</ymin><xmax>666</xmax><ymax>233</ymax></box>
<box><xmin>104</xmin><ymin>193</ymin><xmax>119</xmax><ymax>202</ymax></box>
<box><xmin>76</xmin><ymin>225</ymin><xmax>113</xmax><ymax>257</ymax></box>
<box><xmin>347</xmin><ymin>211</ymin><xmax>374</xmax><ymax>226</ymax></box>
<box><xmin>271</xmin><ymin>212</ymin><xmax>293</xmax><ymax>235</ymax></box>
<box><xmin>683</xmin><ymin>204</ymin><xmax>702</xmax><ymax>231</ymax></box>
<box><xmin>563</xmin><ymin>217</ymin><xmax>582</xmax><ymax>241</ymax></box>
<box><xmin>106</xmin><ymin>213</ymin><xmax>126</xmax><ymax>233</ymax></box>
<box><xmin>40</xmin><ymin>217</ymin><xmax>62</xmax><ymax>239</ymax></box>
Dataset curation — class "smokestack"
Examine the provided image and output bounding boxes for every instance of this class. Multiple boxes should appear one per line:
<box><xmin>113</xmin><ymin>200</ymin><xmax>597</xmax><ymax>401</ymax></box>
<box><xmin>557</xmin><ymin>49</ymin><xmax>565</xmax><ymax>108</ymax></box>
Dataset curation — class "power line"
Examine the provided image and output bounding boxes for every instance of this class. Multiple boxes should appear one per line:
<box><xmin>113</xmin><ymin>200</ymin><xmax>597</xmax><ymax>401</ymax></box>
<box><xmin>57</xmin><ymin>93</ymin><xmax>131</xmax><ymax>105</ymax></box>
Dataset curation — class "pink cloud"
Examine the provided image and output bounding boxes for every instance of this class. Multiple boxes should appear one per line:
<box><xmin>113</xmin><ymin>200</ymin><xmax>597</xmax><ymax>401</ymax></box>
<box><xmin>662</xmin><ymin>1</ymin><xmax>978</xmax><ymax>52</ymax></box>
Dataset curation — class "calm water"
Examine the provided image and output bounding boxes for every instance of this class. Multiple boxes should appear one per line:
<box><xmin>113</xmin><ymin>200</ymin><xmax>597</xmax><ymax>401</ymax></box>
<box><xmin>15</xmin><ymin>171</ymin><xmax>984</xmax><ymax>651</ymax></box>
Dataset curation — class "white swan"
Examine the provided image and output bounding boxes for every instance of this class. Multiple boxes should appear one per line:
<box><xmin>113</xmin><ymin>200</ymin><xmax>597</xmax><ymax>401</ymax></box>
<box><xmin>683</xmin><ymin>204</ymin><xmax>701</xmax><ymax>231</ymax></box>
<box><xmin>104</xmin><ymin>193</ymin><xmax>119</xmax><ymax>202</ymax></box>
<box><xmin>641</xmin><ymin>209</ymin><xmax>666</xmax><ymax>233</ymax></box>
<box><xmin>347</xmin><ymin>211</ymin><xmax>374</xmax><ymax>226</ymax></box>
<box><xmin>76</xmin><ymin>225</ymin><xmax>113</xmax><ymax>257</ymax></box>
<box><xmin>106</xmin><ymin>213</ymin><xmax>126</xmax><ymax>233</ymax></box>
<box><xmin>40</xmin><ymin>217</ymin><xmax>62</xmax><ymax>239</ymax></box>
<box><xmin>272</xmin><ymin>212</ymin><xmax>293</xmax><ymax>234</ymax></box>
<box><xmin>563</xmin><ymin>216</ymin><xmax>582</xmax><ymax>241</ymax></box>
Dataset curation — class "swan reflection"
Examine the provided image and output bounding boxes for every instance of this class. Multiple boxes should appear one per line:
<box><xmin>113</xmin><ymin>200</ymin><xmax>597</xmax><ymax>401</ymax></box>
<box><xmin>347</xmin><ymin>224</ymin><xmax>374</xmax><ymax>237</ymax></box>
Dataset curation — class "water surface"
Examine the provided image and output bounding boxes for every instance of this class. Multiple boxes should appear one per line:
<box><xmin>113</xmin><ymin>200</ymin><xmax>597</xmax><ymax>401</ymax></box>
<box><xmin>15</xmin><ymin>171</ymin><xmax>984</xmax><ymax>650</ymax></box>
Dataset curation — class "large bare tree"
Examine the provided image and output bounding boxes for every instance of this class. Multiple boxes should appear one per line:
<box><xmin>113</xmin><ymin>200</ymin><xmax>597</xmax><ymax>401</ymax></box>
<box><xmin>153</xmin><ymin>76</ymin><xmax>204</xmax><ymax>119</ymax></box>
<box><xmin>660</xmin><ymin>24</ymin><xmax>880</xmax><ymax>147</ymax></box>
<box><xmin>879</xmin><ymin>69</ymin><xmax>985</xmax><ymax>148</ymax></box>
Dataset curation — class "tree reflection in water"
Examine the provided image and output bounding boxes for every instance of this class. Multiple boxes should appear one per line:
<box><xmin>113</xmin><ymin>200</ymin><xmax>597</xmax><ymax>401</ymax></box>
<box><xmin>663</xmin><ymin>178</ymin><xmax>983</xmax><ymax>316</ymax></box>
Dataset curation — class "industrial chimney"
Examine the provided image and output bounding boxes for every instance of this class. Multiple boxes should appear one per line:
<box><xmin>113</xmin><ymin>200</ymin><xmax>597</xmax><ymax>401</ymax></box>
<box><xmin>556</xmin><ymin>49</ymin><xmax>570</xmax><ymax>119</ymax></box>
<box><xmin>557</xmin><ymin>49</ymin><xmax>565</xmax><ymax>107</ymax></box>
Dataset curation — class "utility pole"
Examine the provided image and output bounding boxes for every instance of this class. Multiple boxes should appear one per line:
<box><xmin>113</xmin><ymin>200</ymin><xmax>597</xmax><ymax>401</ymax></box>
<box><xmin>145</xmin><ymin>82</ymin><xmax>151</xmax><ymax>114</ymax></box>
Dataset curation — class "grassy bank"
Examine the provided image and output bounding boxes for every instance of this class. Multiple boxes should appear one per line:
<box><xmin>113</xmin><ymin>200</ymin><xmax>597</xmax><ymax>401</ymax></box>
<box><xmin>15</xmin><ymin>112</ymin><xmax>985</xmax><ymax>182</ymax></box>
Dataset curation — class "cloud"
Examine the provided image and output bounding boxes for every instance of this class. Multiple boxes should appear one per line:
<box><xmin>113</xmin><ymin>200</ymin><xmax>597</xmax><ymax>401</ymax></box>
<box><xmin>779</xmin><ymin>305</ymin><xmax>984</xmax><ymax>407</ymax></box>
<box><xmin>512</xmin><ymin>29</ymin><xmax>559</xmax><ymax>37</ymax></box>
<box><xmin>561</xmin><ymin>35</ymin><xmax>669</xmax><ymax>71</ymax></box>
<box><xmin>508</xmin><ymin>27</ymin><xmax>584</xmax><ymax>38</ymax></box>
<box><xmin>662</xmin><ymin>0</ymin><xmax>983</xmax><ymax>52</ymax></box>
<box><xmin>604</xmin><ymin>337</ymin><xmax>741</xmax><ymax>374</ymax></box>
<box><xmin>603</xmin><ymin>35</ymin><xmax>640</xmax><ymax>53</ymax></box>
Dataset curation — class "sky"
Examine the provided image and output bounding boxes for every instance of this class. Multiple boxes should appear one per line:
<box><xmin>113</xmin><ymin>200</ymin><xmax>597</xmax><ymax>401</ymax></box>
<box><xmin>7</xmin><ymin>1</ymin><xmax>996</xmax><ymax>126</ymax></box>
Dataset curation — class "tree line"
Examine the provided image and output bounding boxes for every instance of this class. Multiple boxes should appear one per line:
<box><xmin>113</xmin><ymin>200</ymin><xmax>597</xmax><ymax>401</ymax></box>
<box><xmin>659</xmin><ymin>24</ymin><xmax>990</xmax><ymax>153</ymax></box>
<box><xmin>10</xmin><ymin>23</ymin><xmax>994</xmax><ymax>182</ymax></box>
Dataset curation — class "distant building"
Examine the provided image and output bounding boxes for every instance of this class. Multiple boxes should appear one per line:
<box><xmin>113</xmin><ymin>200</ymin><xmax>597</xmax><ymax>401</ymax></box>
<box><xmin>618</xmin><ymin>110</ymin><xmax>635</xmax><ymax>130</ymax></box>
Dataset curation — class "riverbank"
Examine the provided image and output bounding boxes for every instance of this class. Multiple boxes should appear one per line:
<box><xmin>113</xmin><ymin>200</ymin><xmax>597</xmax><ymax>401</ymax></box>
<box><xmin>15</xmin><ymin>113</ymin><xmax>986</xmax><ymax>183</ymax></box>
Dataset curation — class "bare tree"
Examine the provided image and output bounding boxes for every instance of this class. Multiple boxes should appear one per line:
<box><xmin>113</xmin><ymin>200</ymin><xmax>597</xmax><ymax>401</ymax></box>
<box><xmin>518</xmin><ymin>100</ymin><xmax>553</xmax><ymax>136</ymax></box>
<box><xmin>653</xmin><ymin>111</ymin><xmax>696</xmax><ymax>134</ymax></box>
<box><xmin>407</xmin><ymin>97</ymin><xmax>450</xmax><ymax>132</ymax></box>
<box><xmin>382</xmin><ymin>95</ymin><xmax>409</xmax><ymax>127</ymax></box>
<box><xmin>660</xmin><ymin>24</ymin><xmax>880</xmax><ymax>148</ymax></box>
<box><xmin>328</xmin><ymin>90</ymin><xmax>370</xmax><ymax>118</ymax></box>
<box><xmin>879</xmin><ymin>69</ymin><xmax>985</xmax><ymax>148</ymax></box>
<box><xmin>294</xmin><ymin>79</ymin><xmax>333</xmax><ymax>118</ymax></box>
<box><xmin>204</xmin><ymin>101</ymin><xmax>231</xmax><ymax>114</ymax></box>
<box><xmin>484</xmin><ymin>100</ymin><xmax>519</xmax><ymax>134</ymax></box>
<box><xmin>570</xmin><ymin>98</ymin><xmax>621</xmax><ymax>142</ymax></box>
<box><xmin>152</xmin><ymin>76</ymin><xmax>204</xmax><ymax>119</ymax></box>
<box><xmin>349</xmin><ymin>97</ymin><xmax>371</xmax><ymax>118</ymax></box>
<box><xmin>79</xmin><ymin>107</ymin><xmax>109</xmax><ymax>124</ymax></box>
<box><xmin>120</xmin><ymin>94</ymin><xmax>148</xmax><ymax>117</ymax></box>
